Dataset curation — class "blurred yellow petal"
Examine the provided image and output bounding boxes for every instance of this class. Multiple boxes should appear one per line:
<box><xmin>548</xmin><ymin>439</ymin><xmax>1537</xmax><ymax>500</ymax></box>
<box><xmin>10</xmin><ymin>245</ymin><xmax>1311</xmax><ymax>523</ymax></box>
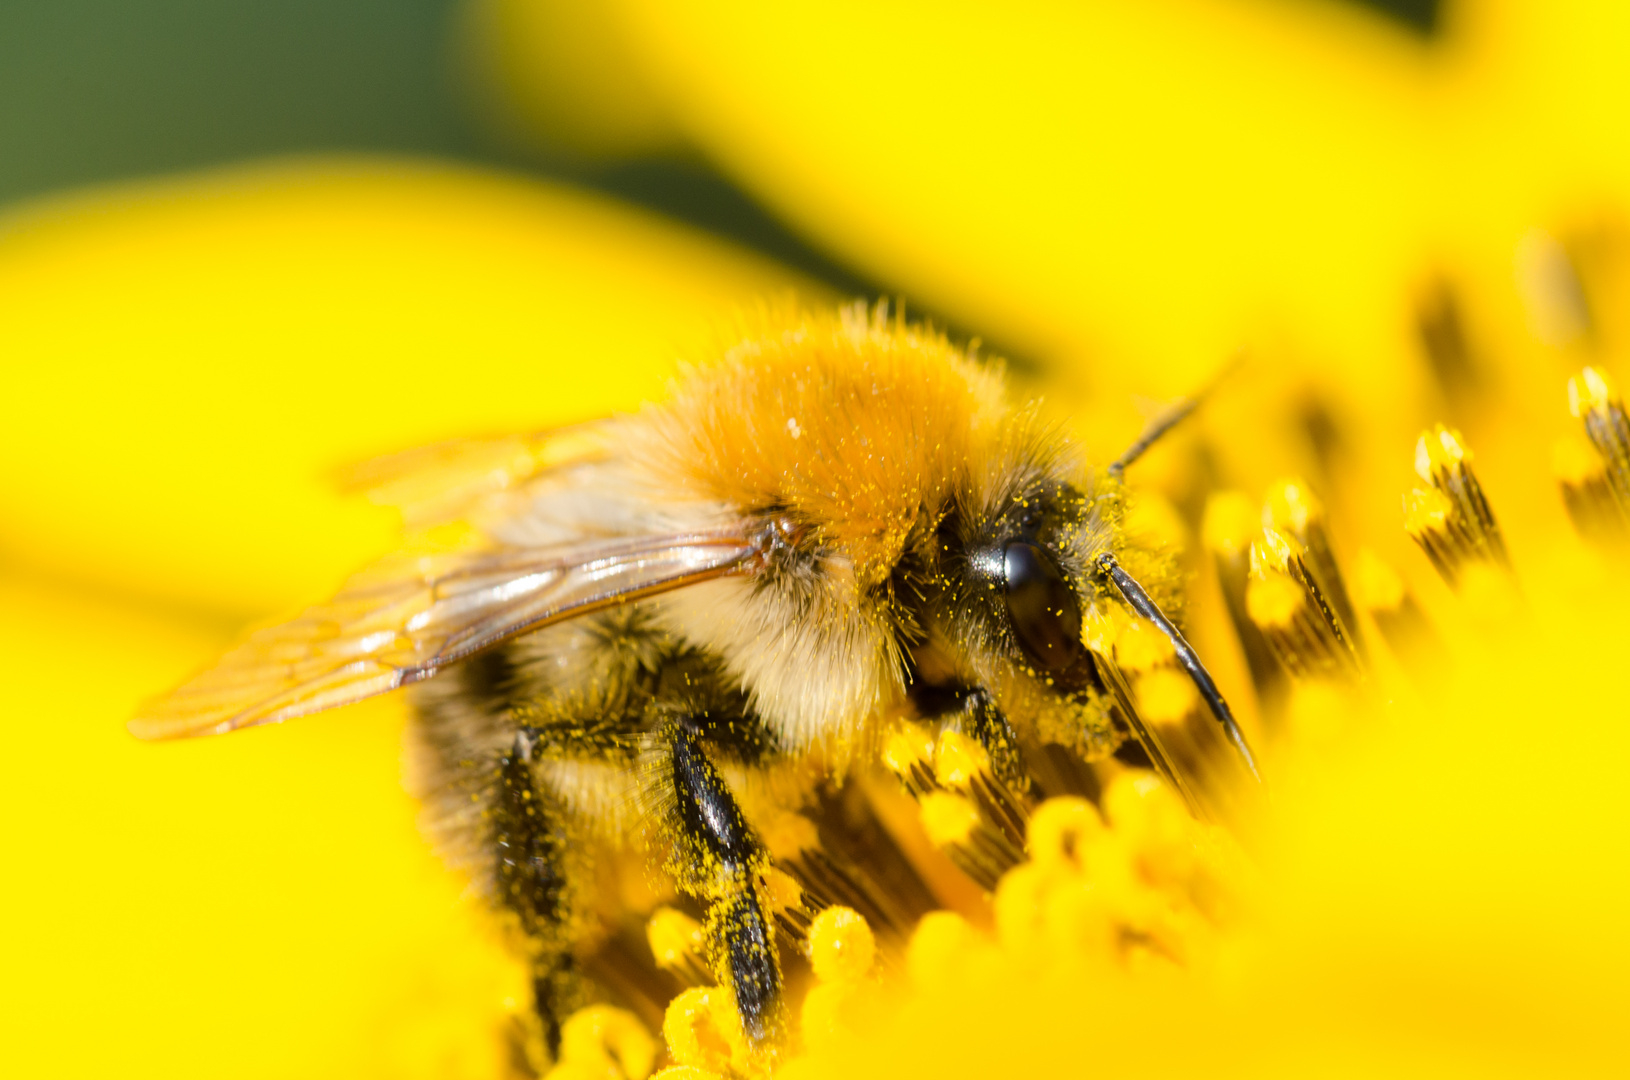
<box><xmin>0</xmin><ymin>575</ymin><xmax>526</xmax><ymax>1079</ymax></box>
<box><xmin>585</xmin><ymin>0</ymin><xmax>1435</xmax><ymax>398</ymax></box>
<box><xmin>0</xmin><ymin>159</ymin><xmax>811</xmax><ymax>618</ymax></box>
<box><xmin>481</xmin><ymin>1</ymin><xmax>1630</xmax><ymax>462</ymax></box>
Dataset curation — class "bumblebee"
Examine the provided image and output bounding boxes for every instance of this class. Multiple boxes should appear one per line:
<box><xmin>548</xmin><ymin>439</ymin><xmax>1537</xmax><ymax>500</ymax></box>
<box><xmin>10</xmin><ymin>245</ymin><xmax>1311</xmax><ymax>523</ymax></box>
<box><xmin>134</xmin><ymin>302</ymin><xmax>1256</xmax><ymax>1062</ymax></box>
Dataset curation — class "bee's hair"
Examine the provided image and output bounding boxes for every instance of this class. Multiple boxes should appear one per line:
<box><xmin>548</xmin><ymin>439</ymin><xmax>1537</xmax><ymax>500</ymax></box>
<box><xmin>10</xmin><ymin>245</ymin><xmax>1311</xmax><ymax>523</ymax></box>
<box><xmin>627</xmin><ymin>300</ymin><xmax>1011</xmax><ymax>589</ymax></box>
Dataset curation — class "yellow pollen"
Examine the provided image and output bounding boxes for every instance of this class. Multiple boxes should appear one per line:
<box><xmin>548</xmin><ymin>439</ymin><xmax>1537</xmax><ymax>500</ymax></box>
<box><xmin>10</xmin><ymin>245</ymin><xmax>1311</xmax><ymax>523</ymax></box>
<box><xmin>554</xmin><ymin>1005</ymin><xmax>657</xmax><ymax>1080</ymax></box>
<box><xmin>1569</xmin><ymin>365</ymin><xmax>1618</xmax><ymax>417</ymax></box>
<box><xmin>1415</xmin><ymin>423</ymin><xmax>1472</xmax><ymax>481</ymax></box>
<box><xmin>660</xmin><ymin>987</ymin><xmax>746</xmax><ymax>1076</ymax></box>
<box><xmin>1026</xmin><ymin>796</ymin><xmax>1105</xmax><ymax>871</ymax></box>
<box><xmin>919</xmin><ymin>791</ymin><xmax>980</xmax><ymax>846</ymax></box>
<box><xmin>1115</xmin><ymin>616</ymin><xmax>1176</xmax><ymax>672</ymax></box>
<box><xmin>906</xmin><ymin>910</ymin><xmax>979</xmax><ymax>988</ymax></box>
<box><xmin>1246</xmin><ymin>571</ymin><xmax>1304</xmax><ymax>628</ymax></box>
<box><xmin>1201</xmin><ymin>490</ymin><xmax>1260</xmax><ymax>558</ymax></box>
<box><xmin>759</xmin><ymin>812</ymin><xmax>820</xmax><ymax>859</ymax></box>
<box><xmin>1403</xmin><ymin>486</ymin><xmax>1453</xmax><ymax>533</ymax></box>
<box><xmin>933</xmin><ymin>729</ymin><xmax>990</xmax><ymax>788</ymax></box>
<box><xmin>806</xmin><ymin>905</ymin><xmax>877</xmax><ymax>984</ymax></box>
<box><xmin>762</xmin><ymin>866</ymin><xmax>805</xmax><ymax>914</ymax></box>
<box><xmin>1080</xmin><ymin>607</ymin><xmax>1123</xmax><ymax>654</ymax></box>
<box><xmin>1263</xmin><ymin>477</ymin><xmax>1322</xmax><ymax>535</ymax></box>
<box><xmin>646</xmin><ymin>907</ymin><xmax>705</xmax><ymax>973</ymax></box>
<box><xmin>882</xmin><ymin>722</ymin><xmax>934</xmax><ymax>775</ymax></box>
<box><xmin>1351</xmin><ymin>548</ymin><xmax>1405</xmax><ymax>613</ymax></box>
<box><xmin>1251</xmin><ymin>525</ymin><xmax>1296</xmax><ymax>574</ymax></box>
<box><xmin>1135</xmin><ymin>668</ymin><xmax>1199</xmax><ymax>724</ymax></box>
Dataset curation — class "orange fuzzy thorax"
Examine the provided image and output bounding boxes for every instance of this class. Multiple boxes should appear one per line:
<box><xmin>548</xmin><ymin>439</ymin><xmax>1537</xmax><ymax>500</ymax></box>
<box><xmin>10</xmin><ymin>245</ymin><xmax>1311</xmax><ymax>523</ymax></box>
<box><xmin>636</xmin><ymin>304</ymin><xmax>1008</xmax><ymax>588</ymax></box>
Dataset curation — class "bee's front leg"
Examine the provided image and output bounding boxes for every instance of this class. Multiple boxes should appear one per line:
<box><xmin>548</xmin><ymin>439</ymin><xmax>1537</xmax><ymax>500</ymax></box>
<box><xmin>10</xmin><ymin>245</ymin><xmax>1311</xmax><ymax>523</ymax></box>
<box><xmin>946</xmin><ymin>686</ymin><xmax>1036</xmax><ymax>797</ymax></box>
<box><xmin>912</xmin><ymin>683</ymin><xmax>1037</xmax><ymax>797</ymax></box>
<box><xmin>661</xmin><ymin>717</ymin><xmax>783</xmax><ymax>1044</ymax></box>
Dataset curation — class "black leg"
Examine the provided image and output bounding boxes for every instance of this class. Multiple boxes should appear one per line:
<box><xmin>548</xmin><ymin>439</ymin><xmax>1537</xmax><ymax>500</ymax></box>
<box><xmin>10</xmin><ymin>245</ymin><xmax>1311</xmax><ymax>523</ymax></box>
<box><xmin>953</xmin><ymin>686</ymin><xmax>1035</xmax><ymax>797</ymax></box>
<box><xmin>909</xmin><ymin>682</ymin><xmax>1036</xmax><ymax>796</ymax></box>
<box><xmin>491</xmin><ymin>727</ymin><xmax>581</xmax><ymax>1058</ymax></box>
<box><xmin>663</xmin><ymin>718</ymin><xmax>782</xmax><ymax>1043</ymax></box>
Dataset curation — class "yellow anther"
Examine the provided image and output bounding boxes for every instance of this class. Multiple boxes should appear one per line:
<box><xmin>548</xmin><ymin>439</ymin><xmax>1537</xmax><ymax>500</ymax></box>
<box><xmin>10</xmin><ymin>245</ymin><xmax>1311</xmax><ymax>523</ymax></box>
<box><xmin>806</xmin><ymin>905</ymin><xmax>877</xmax><ymax>984</ymax></box>
<box><xmin>798</xmin><ymin>981</ymin><xmax>852</xmax><ymax>1052</ymax></box>
<box><xmin>1201</xmin><ymin>490</ymin><xmax>1259</xmax><ymax>559</ymax></box>
<box><xmin>933</xmin><ymin>729</ymin><xmax>989</xmax><ymax>788</ymax></box>
<box><xmin>1402</xmin><ymin>486</ymin><xmax>1453</xmax><ymax>534</ymax></box>
<box><xmin>1569</xmin><ymin>365</ymin><xmax>1618</xmax><ymax>417</ymax></box>
<box><xmin>1114</xmin><ymin>616</ymin><xmax>1176</xmax><ymax>672</ymax></box>
<box><xmin>1351</xmin><ymin>548</ymin><xmax>1405</xmax><ymax>613</ymax></box>
<box><xmin>1135</xmin><ymin>667</ymin><xmax>1198</xmax><ymax>725</ymax></box>
<box><xmin>1080</xmin><ymin>606</ymin><xmax>1123</xmax><ymax>654</ymax></box>
<box><xmin>991</xmin><ymin>861</ymin><xmax>1051</xmax><ymax>954</ymax></box>
<box><xmin>759</xmin><ymin>812</ymin><xmax>819</xmax><ymax>860</ymax></box>
<box><xmin>646</xmin><ymin>907</ymin><xmax>704</xmax><ymax>973</ymax></box>
<box><xmin>1101</xmin><ymin>772</ymin><xmax>1186</xmax><ymax>850</ymax></box>
<box><xmin>1121</xmin><ymin>492</ymin><xmax>1186</xmax><ymax>548</ymax></box>
<box><xmin>648</xmin><ymin>1068</ymin><xmax>725</xmax><ymax>1080</ymax></box>
<box><xmin>906</xmin><ymin>910</ymin><xmax>978</xmax><ymax>988</ymax></box>
<box><xmin>882</xmin><ymin>721</ymin><xmax>934</xmax><ymax>776</ymax></box>
<box><xmin>661</xmin><ymin>987</ymin><xmax>745</xmax><ymax>1076</ymax></box>
<box><xmin>761</xmin><ymin>866</ymin><xmax>804</xmax><ymax>914</ymax></box>
<box><xmin>1245</xmin><ymin>571</ymin><xmax>1303</xmax><ymax>628</ymax></box>
<box><xmin>1415</xmin><ymin>423</ymin><xmax>1472</xmax><ymax>482</ymax></box>
<box><xmin>918</xmin><ymin>791</ymin><xmax>979</xmax><ymax>846</ymax></box>
<box><xmin>1250</xmin><ymin>525</ymin><xmax>1297</xmax><ymax>574</ymax></box>
<box><xmin>1262</xmin><ymin>477</ymin><xmax>1322</xmax><ymax>535</ymax></box>
<box><xmin>553</xmin><ymin>1005</ymin><xmax>657</xmax><ymax>1080</ymax></box>
<box><xmin>1026</xmin><ymin>796</ymin><xmax>1105</xmax><ymax>872</ymax></box>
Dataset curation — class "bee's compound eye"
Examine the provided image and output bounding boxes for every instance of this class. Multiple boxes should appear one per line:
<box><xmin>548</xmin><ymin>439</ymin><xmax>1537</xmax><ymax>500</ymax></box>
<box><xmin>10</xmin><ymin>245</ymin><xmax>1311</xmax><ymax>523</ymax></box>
<box><xmin>1002</xmin><ymin>541</ymin><xmax>1083</xmax><ymax>670</ymax></box>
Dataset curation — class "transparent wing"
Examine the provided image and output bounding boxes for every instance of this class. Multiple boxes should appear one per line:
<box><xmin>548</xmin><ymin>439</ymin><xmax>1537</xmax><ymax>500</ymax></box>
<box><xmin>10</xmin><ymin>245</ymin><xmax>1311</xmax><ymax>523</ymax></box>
<box><xmin>130</xmin><ymin>529</ymin><xmax>761</xmax><ymax>740</ymax></box>
<box><xmin>334</xmin><ymin>422</ymin><xmax>612</xmax><ymax>527</ymax></box>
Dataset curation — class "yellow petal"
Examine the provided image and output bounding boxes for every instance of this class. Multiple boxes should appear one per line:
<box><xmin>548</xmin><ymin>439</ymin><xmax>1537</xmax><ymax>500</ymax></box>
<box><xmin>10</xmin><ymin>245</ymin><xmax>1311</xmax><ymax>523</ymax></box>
<box><xmin>0</xmin><ymin>573</ymin><xmax>526</xmax><ymax>1079</ymax></box>
<box><xmin>0</xmin><ymin>159</ymin><xmax>812</xmax><ymax>618</ymax></box>
<box><xmin>590</xmin><ymin>0</ymin><xmax>1433</xmax><ymax>397</ymax></box>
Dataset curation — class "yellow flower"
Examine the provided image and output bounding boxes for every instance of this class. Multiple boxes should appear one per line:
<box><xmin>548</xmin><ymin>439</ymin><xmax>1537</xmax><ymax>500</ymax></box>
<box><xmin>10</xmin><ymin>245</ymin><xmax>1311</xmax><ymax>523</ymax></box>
<box><xmin>9</xmin><ymin>3</ymin><xmax>1630</xmax><ymax>1077</ymax></box>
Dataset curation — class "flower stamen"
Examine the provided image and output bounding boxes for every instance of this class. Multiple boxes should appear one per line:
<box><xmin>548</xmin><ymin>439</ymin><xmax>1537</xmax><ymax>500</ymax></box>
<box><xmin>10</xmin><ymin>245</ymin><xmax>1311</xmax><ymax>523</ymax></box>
<box><xmin>1351</xmin><ymin>548</ymin><xmax>1447</xmax><ymax>682</ymax></box>
<box><xmin>1567</xmin><ymin>366</ymin><xmax>1630</xmax><ymax>517</ymax></box>
<box><xmin>1263</xmin><ymin>478</ymin><xmax>1365</xmax><ymax>660</ymax></box>
<box><xmin>1406</xmin><ymin>425</ymin><xmax>1509</xmax><ymax>586</ymax></box>
<box><xmin>648</xmin><ymin>907</ymin><xmax>713</xmax><ymax>990</ymax></box>
<box><xmin>1246</xmin><ymin>527</ymin><xmax>1362</xmax><ymax>682</ymax></box>
<box><xmin>1202</xmin><ymin>491</ymin><xmax>1288</xmax><ymax>717</ymax></box>
<box><xmin>1553</xmin><ymin>433</ymin><xmax>1629</xmax><ymax>549</ymax></box>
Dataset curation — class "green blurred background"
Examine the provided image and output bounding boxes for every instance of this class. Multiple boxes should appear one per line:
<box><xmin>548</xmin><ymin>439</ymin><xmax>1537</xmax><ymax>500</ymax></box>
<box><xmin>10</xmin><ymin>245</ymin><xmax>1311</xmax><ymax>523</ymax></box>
<box><xmin>0</xmin><ymin>0</ymin><xmax>1438</xmax><ymax>296</ymax></box>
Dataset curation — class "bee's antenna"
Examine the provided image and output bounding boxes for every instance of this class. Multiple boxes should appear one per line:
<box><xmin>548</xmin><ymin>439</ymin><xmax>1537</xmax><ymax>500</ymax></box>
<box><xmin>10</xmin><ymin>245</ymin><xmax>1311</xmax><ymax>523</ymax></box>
<box><xmin>1107</xmin><ymin>354</ymin><xmax>1244</xmax><ymax>478</ymax></box>
<box><xmin>1095</xmin><ymin>552</ymin><xmax>1263</xmax><ymax>785</ymax></box>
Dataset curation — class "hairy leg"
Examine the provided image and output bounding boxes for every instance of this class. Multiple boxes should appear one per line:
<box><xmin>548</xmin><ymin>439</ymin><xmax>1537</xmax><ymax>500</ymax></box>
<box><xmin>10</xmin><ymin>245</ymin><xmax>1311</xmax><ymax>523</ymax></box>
<box><xmin>661</xmin><ymin>716</ymin><xmax>783</xmax><ymax>1043</ymax></box>
<box><xmin>491</xmin><ymin>727</ymin><xmax>581</xmax><ymax>1055</ymax></box>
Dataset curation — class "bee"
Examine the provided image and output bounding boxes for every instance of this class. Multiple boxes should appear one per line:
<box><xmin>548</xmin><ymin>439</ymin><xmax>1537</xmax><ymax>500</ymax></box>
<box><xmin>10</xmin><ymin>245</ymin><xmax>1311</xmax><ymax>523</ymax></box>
<box><xmin>133</xmin><ymin>302</ymin><xmax>1257</xmax><ymax>1064</ymax></box>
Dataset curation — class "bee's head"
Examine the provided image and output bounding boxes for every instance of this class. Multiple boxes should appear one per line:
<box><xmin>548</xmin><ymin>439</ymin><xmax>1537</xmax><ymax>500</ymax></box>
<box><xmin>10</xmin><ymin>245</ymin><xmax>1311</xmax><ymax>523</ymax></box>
<box><xmin>911</xmin><ymin>466</ymin><xmax>1127</xmax><ymax>752</ymax></box>
<box><xmin>951</xmin><ymin>479</ymin><xmax>1102</xmax><ymax>686</ymax></box>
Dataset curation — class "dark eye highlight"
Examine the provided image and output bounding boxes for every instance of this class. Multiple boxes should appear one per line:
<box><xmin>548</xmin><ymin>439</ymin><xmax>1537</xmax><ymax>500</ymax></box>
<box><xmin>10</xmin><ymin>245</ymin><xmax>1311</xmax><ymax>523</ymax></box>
<box><xmin>1002</xmin><ymin>541</ymin><xmax>1083</xmax><ymax>670</ymax></box>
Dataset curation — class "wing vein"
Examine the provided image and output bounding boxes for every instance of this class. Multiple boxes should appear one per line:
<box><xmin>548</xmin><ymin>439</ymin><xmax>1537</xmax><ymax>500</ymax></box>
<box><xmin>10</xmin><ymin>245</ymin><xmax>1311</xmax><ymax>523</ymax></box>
<box><xmin>129</xmin><ymin>528</ymin><xmax>762</xmax><ymax>740</ymax></box>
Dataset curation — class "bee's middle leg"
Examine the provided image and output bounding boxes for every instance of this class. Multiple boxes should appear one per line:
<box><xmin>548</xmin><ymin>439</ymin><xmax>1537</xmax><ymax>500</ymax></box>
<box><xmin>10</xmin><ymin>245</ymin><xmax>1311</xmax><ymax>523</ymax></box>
<box><xmin>662</xmin><ymin>717</ymin><xmax>782</xmax><ymax>1043</ymax></box>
